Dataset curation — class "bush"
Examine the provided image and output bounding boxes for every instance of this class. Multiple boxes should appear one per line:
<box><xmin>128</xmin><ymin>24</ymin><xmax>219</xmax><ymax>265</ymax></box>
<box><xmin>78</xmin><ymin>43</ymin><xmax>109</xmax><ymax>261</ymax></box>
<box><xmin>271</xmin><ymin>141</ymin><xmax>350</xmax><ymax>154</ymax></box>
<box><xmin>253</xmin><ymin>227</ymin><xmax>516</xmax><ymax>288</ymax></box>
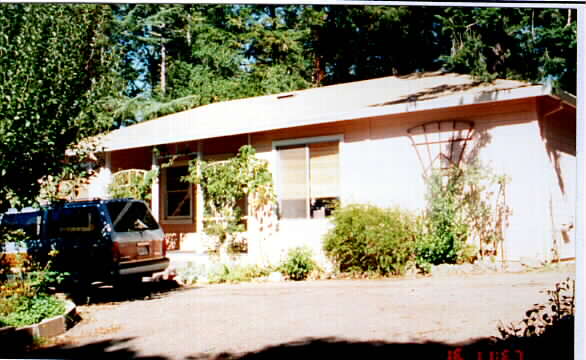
<box><xmin>323</xmin><ymin>205</ymin><xmax>418</xmax><ymax>276</ymax></box>
<box><xmin>280</xmin><ymin>247</ymin><xmax>316</xmax><ymax>281</ymax></box>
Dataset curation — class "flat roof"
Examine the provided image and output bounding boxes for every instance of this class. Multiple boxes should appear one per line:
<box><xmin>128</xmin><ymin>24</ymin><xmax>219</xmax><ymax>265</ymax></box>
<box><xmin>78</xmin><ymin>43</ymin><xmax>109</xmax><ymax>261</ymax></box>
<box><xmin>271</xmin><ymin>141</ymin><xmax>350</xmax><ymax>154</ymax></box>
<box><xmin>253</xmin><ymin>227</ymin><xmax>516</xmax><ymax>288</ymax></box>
<box><xmin>101</xmin><ymin>72</ymin><xmax>553</xmax><ymax>152</ymax></box>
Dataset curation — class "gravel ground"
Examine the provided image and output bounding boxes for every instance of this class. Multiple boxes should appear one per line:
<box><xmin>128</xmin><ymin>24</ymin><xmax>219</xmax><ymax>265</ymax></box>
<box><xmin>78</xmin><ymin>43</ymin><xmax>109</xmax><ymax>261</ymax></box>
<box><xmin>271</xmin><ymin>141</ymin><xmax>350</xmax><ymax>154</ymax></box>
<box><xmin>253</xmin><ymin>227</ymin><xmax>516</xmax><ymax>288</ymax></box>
<box><xmin>6</xmin><ymin>264</ymin><xmax>575</xmax><ymax>360</ymax></box>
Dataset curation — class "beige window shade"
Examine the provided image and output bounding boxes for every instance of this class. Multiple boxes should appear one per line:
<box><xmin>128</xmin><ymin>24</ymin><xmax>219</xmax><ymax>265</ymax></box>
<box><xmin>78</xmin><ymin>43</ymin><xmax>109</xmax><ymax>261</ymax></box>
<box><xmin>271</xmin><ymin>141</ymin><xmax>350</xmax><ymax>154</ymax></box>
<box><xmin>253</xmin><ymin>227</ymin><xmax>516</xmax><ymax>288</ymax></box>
<box><xmin>309</xmin><ymin>142</ymin><xmax>339</xmax><ymax>199</ymax></box>
<box><xmin>278</xmin><ymin>145</ymin><xmax>309</xmax><ymax>218</ymax></box>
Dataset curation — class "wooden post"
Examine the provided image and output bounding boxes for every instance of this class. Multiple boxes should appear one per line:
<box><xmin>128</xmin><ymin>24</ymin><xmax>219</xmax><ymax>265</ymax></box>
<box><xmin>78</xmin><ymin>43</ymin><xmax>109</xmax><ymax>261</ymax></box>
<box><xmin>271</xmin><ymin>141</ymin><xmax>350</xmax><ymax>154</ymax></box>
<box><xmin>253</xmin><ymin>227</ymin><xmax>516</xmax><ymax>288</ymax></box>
<box><xmin>151</xmin><ymin>149</ymin><xmax>160</xmax><ymax>222</ymax></box>
<box><xmin>196</xmin><ymin>141</ymin><xmax>204</xmax><ymax>233</ymax></box>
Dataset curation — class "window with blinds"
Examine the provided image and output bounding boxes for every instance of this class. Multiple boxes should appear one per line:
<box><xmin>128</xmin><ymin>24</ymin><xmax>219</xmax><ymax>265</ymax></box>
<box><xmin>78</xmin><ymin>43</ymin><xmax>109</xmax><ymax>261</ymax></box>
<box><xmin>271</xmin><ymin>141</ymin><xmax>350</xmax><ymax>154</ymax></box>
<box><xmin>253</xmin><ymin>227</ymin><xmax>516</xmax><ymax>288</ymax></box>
<box><xmin>278</xmin><ymin>141</ymin><xmax>340</xmax><ymax>219</ymax></box>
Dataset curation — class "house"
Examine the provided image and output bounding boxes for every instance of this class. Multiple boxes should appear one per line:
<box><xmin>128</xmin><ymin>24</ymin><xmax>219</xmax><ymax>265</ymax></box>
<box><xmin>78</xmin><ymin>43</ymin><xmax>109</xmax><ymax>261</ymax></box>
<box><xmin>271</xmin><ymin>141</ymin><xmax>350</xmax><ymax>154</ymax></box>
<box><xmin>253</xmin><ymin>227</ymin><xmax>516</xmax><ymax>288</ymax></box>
<box><xmin>90</xmin><ymin>72</ymin><xmax>577</xmax><ymax>267</ymax></box>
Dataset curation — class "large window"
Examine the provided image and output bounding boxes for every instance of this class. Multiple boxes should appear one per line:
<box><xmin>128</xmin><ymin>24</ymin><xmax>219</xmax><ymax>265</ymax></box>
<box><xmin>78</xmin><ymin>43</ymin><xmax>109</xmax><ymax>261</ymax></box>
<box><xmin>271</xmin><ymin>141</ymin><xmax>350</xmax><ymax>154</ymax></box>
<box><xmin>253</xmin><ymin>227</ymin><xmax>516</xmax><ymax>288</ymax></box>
<box><xmin>163</xmin><ymin>165</ymin><xmax>192</xmax><ymax>221</ymax></box>
<box><xmin>277</xmin><ymin>139</ymin><xmax>340</xmax><ymax>219</ymax></box>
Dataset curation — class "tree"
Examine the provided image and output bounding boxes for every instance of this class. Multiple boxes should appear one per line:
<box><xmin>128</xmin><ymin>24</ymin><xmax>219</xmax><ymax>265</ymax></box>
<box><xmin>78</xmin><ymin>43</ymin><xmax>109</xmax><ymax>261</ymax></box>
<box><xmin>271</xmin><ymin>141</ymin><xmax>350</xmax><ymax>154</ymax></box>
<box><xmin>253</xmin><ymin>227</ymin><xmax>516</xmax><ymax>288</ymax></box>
<box><xmin>0</xmin><ymin>4</ymin><xmax>124</xmax><ymax>211</ymax></box>
<box><xmin>436</xmin><ymin>7</ymin><xmax>577</xmax><ymax>92</ymax></box>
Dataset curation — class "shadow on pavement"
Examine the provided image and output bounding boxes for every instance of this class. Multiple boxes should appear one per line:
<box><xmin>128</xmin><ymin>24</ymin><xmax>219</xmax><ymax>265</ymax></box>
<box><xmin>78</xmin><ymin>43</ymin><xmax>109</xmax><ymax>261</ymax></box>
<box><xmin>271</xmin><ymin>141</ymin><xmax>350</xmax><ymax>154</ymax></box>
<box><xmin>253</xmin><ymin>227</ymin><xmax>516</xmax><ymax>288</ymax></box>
<box><xmin>67</xmin><ymin>279</ymin><xmax>192</xmax><ymax>305</ymax></box>
<box><xmin>5</xmin><ymin>317</ymin><xmax>572</xmax><ymax>360</ymax></box>
<box><xmin>2</xmin><ymin>337</ymin><xmax>165</xmax><ymax>360</ymax></box>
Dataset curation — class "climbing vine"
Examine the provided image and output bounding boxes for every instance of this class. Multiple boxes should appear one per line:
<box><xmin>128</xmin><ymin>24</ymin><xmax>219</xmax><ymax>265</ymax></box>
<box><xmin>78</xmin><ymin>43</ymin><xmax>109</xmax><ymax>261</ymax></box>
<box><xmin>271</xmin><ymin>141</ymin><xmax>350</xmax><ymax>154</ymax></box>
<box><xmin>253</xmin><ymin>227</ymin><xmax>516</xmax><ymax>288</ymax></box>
<box><xmin>416</xmin><ymin>160</ymin><xmax>511</xmax><ymax>268</ymax></box>
<box><xmin>183</xmin><ymin>145</ymin><xmax>276</xmax><ymax>248</ymax></box>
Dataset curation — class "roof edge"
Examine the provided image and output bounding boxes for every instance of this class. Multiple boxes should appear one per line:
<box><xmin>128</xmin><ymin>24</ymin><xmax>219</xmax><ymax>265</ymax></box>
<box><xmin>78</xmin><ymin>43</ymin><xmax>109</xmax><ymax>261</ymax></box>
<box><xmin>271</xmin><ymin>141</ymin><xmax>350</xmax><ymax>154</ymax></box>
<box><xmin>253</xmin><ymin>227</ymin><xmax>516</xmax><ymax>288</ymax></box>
<box><xmin>103</xmin><ymin>84</ymin><xmax>549</xmax><ymax>152</ymax></box>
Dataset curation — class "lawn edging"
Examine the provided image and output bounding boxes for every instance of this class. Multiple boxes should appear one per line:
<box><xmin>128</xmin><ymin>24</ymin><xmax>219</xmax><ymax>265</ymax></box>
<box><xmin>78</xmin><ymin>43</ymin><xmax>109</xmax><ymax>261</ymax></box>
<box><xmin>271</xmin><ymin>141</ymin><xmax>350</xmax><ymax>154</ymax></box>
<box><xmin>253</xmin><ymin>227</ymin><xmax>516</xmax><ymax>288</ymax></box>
<box><xmin>0</xmin><ymin>299</ymin><xmax>78</xmax><ymax>347</ymax></box>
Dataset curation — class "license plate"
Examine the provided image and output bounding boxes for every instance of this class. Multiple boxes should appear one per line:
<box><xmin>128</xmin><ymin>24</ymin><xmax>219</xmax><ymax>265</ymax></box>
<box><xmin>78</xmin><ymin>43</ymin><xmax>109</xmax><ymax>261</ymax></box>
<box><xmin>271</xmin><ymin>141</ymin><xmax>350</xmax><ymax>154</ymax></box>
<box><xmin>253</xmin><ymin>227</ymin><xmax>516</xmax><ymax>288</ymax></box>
<box><xmin>138</xmin><ymin>246</ymin><xmax>149</xmax><ymax>256</ymax></box>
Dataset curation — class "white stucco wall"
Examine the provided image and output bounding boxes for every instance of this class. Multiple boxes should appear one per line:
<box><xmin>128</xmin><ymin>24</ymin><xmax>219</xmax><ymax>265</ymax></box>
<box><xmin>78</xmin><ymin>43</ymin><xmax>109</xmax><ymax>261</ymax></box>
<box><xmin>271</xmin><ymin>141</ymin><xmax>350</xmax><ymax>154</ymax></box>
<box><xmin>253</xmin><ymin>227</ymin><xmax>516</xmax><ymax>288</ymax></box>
<box><xmin>254</xmin><ymin>99</ymin><xmax>576</xmax><ymax>263</ymax></box>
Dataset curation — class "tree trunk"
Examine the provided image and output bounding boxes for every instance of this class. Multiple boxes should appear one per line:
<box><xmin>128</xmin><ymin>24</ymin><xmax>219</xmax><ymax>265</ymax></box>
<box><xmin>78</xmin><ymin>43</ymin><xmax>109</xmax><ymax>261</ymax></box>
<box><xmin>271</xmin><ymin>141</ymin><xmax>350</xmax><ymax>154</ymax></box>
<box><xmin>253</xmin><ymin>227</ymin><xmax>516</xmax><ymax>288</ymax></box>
<box><xmin>160</xmin><ymin>41</ymin><xmax>166</xmax><ymax>95</ymax></box>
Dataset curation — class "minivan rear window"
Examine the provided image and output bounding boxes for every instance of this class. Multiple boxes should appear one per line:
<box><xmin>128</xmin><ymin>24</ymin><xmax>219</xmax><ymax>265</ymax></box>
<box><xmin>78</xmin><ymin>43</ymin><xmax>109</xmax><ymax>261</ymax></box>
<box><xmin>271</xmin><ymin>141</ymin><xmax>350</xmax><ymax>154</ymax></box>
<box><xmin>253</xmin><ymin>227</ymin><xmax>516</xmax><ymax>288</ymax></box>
<box><xmin>107</xmin><ymin>202</ymin><xmax>159</xmax><ymax>233</ymax></box>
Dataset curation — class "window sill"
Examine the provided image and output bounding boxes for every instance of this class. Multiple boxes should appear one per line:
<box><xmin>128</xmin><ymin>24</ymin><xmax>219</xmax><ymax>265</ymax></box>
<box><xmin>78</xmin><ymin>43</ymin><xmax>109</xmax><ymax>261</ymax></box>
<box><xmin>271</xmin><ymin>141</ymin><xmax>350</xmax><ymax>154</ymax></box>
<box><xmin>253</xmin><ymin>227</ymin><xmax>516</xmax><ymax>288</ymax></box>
<box><xmin>160</xmin><ymin>219</ymin><xmax>194</xmax><ymax>225</ymax></box>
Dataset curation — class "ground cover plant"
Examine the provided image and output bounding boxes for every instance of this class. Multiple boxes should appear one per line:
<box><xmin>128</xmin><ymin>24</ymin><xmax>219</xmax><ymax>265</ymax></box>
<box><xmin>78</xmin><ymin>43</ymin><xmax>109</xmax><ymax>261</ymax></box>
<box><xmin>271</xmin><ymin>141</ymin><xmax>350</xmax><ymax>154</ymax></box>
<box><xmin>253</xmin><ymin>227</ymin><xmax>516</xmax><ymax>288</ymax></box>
<box><xmin>175</xmin><ymin>261</ymin><xmax>274</xmax><ymax>285</ymax></box>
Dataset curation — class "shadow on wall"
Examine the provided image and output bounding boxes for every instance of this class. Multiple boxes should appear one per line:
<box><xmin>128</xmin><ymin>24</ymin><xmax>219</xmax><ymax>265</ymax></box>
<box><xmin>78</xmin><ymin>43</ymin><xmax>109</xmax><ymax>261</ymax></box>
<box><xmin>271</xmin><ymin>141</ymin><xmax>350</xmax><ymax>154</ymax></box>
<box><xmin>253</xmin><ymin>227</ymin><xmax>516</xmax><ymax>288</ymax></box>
<box><xmin>538</xmin><ymin>103</ymin><xmax>576</xmax><ymax>196</ymax></box>
<box><xmin>5</xmin><ymin>318</ymin><xmax>573</xmax><ymax>360</ymax></box>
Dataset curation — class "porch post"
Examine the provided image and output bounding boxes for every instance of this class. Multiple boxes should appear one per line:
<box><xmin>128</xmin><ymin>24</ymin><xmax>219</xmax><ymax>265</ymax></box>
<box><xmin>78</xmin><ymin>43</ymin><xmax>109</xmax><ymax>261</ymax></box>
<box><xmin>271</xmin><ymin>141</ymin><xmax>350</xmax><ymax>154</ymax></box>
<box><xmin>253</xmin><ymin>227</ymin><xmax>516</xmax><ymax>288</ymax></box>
<box><xmin>151</xmin><ymin>149</ymin><xmax>160</xmax><ymax>222</ymax></box>
<box><xmin>196</xmin><ymin>141</ymin><xmax>204</xmax><ymax>233</ymax></box>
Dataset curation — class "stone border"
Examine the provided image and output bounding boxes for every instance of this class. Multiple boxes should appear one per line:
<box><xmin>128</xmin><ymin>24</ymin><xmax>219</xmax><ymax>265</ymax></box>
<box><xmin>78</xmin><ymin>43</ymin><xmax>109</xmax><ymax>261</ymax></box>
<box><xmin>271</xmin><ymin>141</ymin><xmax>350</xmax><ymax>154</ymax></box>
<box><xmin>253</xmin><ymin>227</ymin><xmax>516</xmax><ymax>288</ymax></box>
<box><xmin>0</xmin><ymin>299</ymin><xmax>78</xmax><ymax>348</ymax></box>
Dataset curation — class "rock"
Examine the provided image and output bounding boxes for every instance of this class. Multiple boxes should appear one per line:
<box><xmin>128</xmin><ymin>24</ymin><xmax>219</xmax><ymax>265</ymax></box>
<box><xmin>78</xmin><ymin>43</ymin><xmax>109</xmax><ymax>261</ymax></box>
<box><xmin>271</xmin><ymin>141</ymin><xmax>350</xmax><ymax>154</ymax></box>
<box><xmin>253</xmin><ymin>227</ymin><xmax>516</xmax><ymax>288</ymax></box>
<box><xmin>268</xmin><ymin>272</ymin><xmax>284</xmax><ymax>282</ymax></box>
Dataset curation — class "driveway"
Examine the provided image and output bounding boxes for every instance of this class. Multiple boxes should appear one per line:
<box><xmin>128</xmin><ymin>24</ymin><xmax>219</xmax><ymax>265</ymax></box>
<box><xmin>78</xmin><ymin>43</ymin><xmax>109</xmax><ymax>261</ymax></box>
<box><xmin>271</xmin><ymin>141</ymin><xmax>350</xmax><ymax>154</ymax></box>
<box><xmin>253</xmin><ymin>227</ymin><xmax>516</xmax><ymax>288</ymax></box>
<box><xmin>6</xmin><ymin>266</ymin><xmax>575</xmax><ymax>360</ymax></box>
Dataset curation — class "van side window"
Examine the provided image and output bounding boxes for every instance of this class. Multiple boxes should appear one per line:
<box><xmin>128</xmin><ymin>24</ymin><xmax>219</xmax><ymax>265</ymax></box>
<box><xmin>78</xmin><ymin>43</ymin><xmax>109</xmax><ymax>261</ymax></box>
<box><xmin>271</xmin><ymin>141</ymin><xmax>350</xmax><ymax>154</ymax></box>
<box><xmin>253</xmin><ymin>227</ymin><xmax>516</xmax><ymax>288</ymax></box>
<box><xmin>107</xmin><ymin>202</ymin><xmax>159</xmax><ymax>233</ymax></box>
<box><xmin>48</xmin><ymin>207</ymin><xmax>100</xmax><ymax>237</ymax></box>
<box><xmin>0</xmin><ymin>212</ymin><xmax>41</xmax><ymax>238</ymax></box>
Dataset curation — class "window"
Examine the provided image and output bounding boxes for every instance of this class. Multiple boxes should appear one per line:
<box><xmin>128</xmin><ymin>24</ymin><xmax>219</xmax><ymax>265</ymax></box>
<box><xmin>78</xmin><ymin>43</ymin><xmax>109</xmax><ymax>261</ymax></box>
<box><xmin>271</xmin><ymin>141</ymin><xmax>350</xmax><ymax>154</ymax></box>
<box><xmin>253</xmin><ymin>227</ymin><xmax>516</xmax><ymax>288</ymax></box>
<box><xmin>163</xmin><ymin>165</ymin><xmax>192</xmax><ymax>220</ymax></box>
<box><xmin>48</xmin><ymin>207</ymin><xmax>100</xmax><ymax>237</ymax></box>
<box><xmin>0</xmin><ymin>211</ymin><xmax>42</xmax><ymax>238</ymax></box>
<box><xmin>107</xmin><ymin>201</ymin><xmax>159</xmax><ymax>232</ymax></box>
<box><xmin>277</xmin><ymin>139</ymin><xmax>340</xmax><ymax>219</ymax></box>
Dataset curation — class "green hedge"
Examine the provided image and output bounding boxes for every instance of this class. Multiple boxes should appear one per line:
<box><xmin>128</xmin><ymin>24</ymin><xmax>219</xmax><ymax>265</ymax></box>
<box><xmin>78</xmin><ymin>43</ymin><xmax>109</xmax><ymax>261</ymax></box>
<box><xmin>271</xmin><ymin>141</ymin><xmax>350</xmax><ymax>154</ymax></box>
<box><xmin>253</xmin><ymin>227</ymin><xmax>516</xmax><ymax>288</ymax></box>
<box><xmin>323</xmin><ymin>205</ymin><xmax>418</xmax><ymax>275</ymax></box>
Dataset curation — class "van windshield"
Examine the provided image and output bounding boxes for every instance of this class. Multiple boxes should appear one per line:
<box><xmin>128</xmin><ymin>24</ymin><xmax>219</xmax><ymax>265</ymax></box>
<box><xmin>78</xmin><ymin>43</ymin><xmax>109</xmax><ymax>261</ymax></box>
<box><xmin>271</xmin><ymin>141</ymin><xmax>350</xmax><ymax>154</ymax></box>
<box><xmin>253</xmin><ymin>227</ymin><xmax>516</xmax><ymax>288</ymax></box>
<box><xmin>107</xmin><ymin>202</ymin><xmax>159</xmax><ymax>232</ymax></box>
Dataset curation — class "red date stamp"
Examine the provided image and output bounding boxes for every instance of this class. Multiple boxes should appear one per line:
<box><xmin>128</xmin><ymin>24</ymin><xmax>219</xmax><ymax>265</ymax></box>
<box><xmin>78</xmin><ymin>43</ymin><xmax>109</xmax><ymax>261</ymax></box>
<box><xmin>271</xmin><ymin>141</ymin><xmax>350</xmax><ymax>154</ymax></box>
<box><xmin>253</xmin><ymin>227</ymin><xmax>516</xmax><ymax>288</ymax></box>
<box><xmin>448</xmin><ymin>347</ymin><xmax>525</xmax><ymax>360</ymax></box>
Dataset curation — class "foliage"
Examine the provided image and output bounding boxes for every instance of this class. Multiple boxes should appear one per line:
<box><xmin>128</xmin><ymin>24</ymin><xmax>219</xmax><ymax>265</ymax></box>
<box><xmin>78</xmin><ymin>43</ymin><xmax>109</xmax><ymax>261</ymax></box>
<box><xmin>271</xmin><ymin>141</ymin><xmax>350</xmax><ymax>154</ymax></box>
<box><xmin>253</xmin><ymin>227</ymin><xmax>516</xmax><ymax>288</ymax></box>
<box><xmin>208</xmin><ymin>263</ymin><xmax>273</xmax><ymax>284</ymax></box>
<box><xmin>0</xmin><ymin>293</ymin><xmax>66</xmax><ymax>328</ymax></box>
<box><xmin>175</xmin><ymin>261</ymin><xmax>273</xmax><ymax>285</ymax></box>
<box><xmin>497</xmin><ymin>277</ymin><xmax>574</xmax><ymax>340</ymax></box>
<box><xmin>323</xmin><ymin>205</ymin><xmax>419</xmax><ymax>276</ymax></box>
<box><xmin>0</xmin><ymin>237</ymin><xmax>68</xmax><ymax>327</ymax></box>
<box><xmin>416</xmin><ymin>162</ymin><xmax>510</xmax><ymax>270</ymax></box>
<box><xmin>436</xmin><ymin>7</ymin><xmax>577</xmax><ymax>91</ymax></box>
<box><xmin>415</xmin><ymin>168</ymin><xmax>468</xmax><ymax>267</ymax></box>
<box><xmin>108</xmin><ymin>168</ymin><xmax>159</xmax><ymax>202</ymax></box>
<box><xmin>0</xmin><ymin>4</ymin><xmax>125</xmax><ymax>212</ymax></box>
<box><xmin>183</xmin><ymin>145</ymin><xmax>276</xmax><ymax>246</ymax></box>
<box><xmin>279</xmin><ymin>246</ymin><xmax>316</xmax><ymax>281</ymax></box>
<box><xmin>111</xmin><ymin>5</ymin><xmax>576</xmax><ymax>126</ymax></box>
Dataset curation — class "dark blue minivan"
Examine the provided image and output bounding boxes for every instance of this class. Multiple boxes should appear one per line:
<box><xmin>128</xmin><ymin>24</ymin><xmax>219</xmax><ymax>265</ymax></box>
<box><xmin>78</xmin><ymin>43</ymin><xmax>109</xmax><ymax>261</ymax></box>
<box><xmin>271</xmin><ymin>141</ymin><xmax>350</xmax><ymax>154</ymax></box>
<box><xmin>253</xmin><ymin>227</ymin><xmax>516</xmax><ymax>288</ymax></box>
<box><xmin>1</xmin><ymin>199</ymin><xmax>169</xmax><ymax>284</ymax></box>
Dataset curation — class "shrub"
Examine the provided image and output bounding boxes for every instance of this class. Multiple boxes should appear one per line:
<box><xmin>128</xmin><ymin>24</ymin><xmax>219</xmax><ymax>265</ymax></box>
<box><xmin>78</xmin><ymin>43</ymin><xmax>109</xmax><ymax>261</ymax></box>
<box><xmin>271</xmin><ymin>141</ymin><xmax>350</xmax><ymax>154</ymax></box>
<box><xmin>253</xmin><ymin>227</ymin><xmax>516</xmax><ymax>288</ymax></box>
<box><xmin>323</xmin><ymin>205</ymin><xmax>418</xmax><ymax>276</ymax></box>
<box><xmin>280</xmin><ymin>247</ymin><xmax>316</xmax><ymax>281</ymax></box>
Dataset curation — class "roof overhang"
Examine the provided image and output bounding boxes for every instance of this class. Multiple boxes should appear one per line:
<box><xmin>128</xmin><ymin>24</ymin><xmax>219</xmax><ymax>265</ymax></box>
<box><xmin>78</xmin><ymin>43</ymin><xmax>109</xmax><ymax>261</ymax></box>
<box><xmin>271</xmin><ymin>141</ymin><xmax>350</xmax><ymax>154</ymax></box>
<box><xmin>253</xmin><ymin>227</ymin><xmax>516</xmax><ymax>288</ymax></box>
<box><xmin>100</xmin><ymin>79</ymin><xmax>563</xmax><ymax>153</ymax></box>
